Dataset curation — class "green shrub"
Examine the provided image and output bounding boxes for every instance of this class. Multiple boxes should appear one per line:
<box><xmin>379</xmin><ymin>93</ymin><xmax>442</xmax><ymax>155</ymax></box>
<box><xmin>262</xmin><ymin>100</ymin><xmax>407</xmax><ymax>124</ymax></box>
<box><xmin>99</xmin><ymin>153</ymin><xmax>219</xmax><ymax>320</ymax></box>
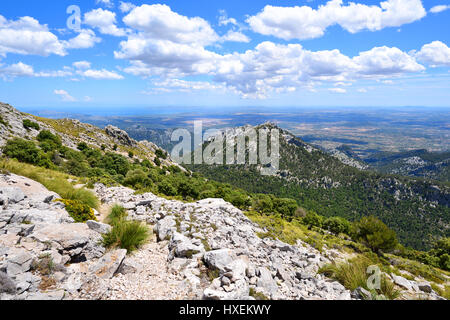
<box><xmin>2</xmin><ymin>138</ymin><xmax>43</xmax><ymax>165</ymax></box>
<box><xmin>77</xmin><ymin>142</ymin><xmax>89</xmax><ymax>151</ymax></box>
<box><xmin>106</xmin><ymin>205</ymin><xmax>128</xmax><ymax>226</ymax></box>
<box><xmin>57</xmin><ymin>199</ymin><xmax>96</xmax><ymax>223</ymax></box>
<box><xmin>323</xmin><ymin>216</ymin><xmax>352</xmax><ymax>235</ymax></box>
<box><xmin>158</xmin><ymin>180</ymin><xmax>177</xmax><ymax>196</ymax></box>
<box><xmin>123</xmin><ymin>169</ymin><xmax>152</xmax><ymax>190</ymax></box>
<box><xmin>23</xmin><ymin>119</ymin><xmax>40</xmax><ymax>130</ymax></box>
<box><xmin>154</xmin><ymin>157</ymin><xmax>161</xmax><ymax>167</ymax></box>
<box><xmin>318</xmin><ymin>256</ymin><xmax>400</xmax><ymax>300</ymax></box>
<box><xmin>273</xmin><ymin>198</ymin><xmax>298</xmax><ymax>218</ymax></box>
<box><xmin>302</xmin><ymin>211</ymin><xmax>324</xmax><ymax>228</ymax></box>
<box><xmin>155</xmin><ymin>149</ymin><xmax>167</xmax><ymax>159</ymax></box>
<box><xmin>177</xmin><ymin>180</ymin><xmax>199</xmax><ymax>199</ymax></box>
<box><xmin>102</xmin><ymin>220</ymin><xmax>150</xmax><ymax>253</ymax></box>
<box><xmin>37</xmin><ymin>130</ymin><xmax>62</xmax><ymax>146</ymax></box>
<box><xmin>252</xmin><ymin>194</ymin><xmax>274</xmax><ymax>213</ymax></box>
<box><xmin>128</xmin><ymin>151</ymin><xmax>134</xmax><ymax>158</ymax></box>
<box><xmin>353</xmin><ymin>216</ymin><xmax>398</xmax><ymax>254</ymax></box>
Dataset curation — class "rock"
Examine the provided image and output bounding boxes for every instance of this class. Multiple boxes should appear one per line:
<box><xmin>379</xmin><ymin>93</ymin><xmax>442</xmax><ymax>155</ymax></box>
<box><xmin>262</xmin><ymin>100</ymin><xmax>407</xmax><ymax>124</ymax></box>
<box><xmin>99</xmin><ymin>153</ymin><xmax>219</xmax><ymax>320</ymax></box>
<box><xmin>0</xmin><ymin>187</ymin><xmax>25</xmax><ymax>204</ymax></box>
<box><xmin>276</xmin><ymin>266</ymin><xmax>291</xmax><ymax>282</ymax></box>
<box><xmin>223</xmin><ymin>259</ymin><xmax>248</xmax><ymax>282</ymax></box>
<box><xmin>256</xmin><ymin>267</ymin><xmax>278</xmax><ymax>296</ymax></box>
<box><xmin>31</xmin><ymin>223</ymin><xmax>105</xmax><ymax>262</ymax></box>
<box><xmin>204</xmin><ymin>249</ymin><xmax>234</xmax><ymax>273</ymax></box>
<box><xmin>8</xmin><ymin>209</ymin><xmax>73</xmax><ymax>225</ymax></box>
<box><xmin>118</xmin><ymin>260</ymin><xmax>137</xmax><ymax>275</ymax></box>
<box><xmin>417</xmin><ymin>282</ymin><xmax>432</xmax><ymax>293</ymax></box>
<box><xmin>296</xmin><ymin>272</ymin><xmax>313</xmax><ymax>280</ymax></box>
<box><xmin>0</xmin><ymin>271</ymin><xmax>17</xmax><ymax>294</ymax></box>
<box><xmin>90</xmin><ymin>249</ymin><xmax>127</xmax><ymax>279</ymax></box>
<box><xmin>105</xmin><ymin>125</ymin><xmax>137</xmax><ymax>147</ymax></box>
<box><xmin>391</xmin><ymin>274</ymin><xmax>413</xmax><ymax>291</ymax></box>
<box><xmin>154</xmin><ymin>216</ymin><xmax>176</xmax><ymax>241</ymax></box>
<box><xmin>86</xmin><ymin>220</ymin><xmax>112</xmax><ymax>234</ymax></box>
<box><xmin>169</xmin><ymin>232</ymin><xmax>204</xmax><ymax>258</ymax></box>
<box><xmin>352</xmin><ymin>287</ymin><xmax>372</xmax><ymax>300</ymax></box>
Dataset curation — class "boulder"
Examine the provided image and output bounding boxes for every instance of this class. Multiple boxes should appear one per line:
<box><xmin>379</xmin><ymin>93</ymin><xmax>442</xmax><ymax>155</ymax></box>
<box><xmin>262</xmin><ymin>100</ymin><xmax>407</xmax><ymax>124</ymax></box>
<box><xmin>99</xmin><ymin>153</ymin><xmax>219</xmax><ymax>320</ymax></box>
<box><xmin>169</xmin><ymin>232</ymin><xmax>204</xmax><ymax>258</ymax></box>
<box><xmin>391</xmin><ymin>274</ymin><xmax>413</xmax><ymax>291</ymax></box>
<box><xmin>31</xmin><ymin>223</ymin><xmax>104</xmax><ymax>262</ymax></box>
<box><xmin>0</xmin><ymin>187</ymin><xmax>25</xmax><ymax>204</ymax></box>
<box><xmin>86</xmin><ymin>220</ymin><xmax>112</xmax><ymax>235</ymax></box>
<box><xmin>90</xmin><ymin>249</ymin><xmax>127</xmax><ymax>279</ymax></box>
<box><xmin>256</xmin><ymin>267</ymin><xmax>278</xmax><ymax>296</ymax></box>
<box><xmin>417</xmin><ymin>282</ymin><xmax>432</xmax><ymax>293</ymax></box>
<box><xmin>154</xmin><ymin>216</ymin><xmax>176</xmax><ymax>241</ymax></box>
<box><xmin>204</xmin><ymin>249</ymin><xmax>234</xmax><ymax>273</ymax></box>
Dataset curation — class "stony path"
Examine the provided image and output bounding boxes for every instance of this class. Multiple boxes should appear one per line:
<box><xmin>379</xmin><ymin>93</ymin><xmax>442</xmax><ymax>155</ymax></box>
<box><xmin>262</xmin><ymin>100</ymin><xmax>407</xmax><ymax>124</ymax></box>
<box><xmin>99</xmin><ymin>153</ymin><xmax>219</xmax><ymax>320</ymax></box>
<box><xmin>102</xmin><ymin>234</ymin><xmax>197</xmax><ymax>300</ymax></box>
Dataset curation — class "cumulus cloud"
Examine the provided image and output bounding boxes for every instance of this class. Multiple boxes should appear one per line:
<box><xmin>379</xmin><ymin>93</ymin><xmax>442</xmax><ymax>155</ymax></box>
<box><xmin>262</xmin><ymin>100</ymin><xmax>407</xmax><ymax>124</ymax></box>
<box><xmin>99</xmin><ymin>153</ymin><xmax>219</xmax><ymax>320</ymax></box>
<box><xmin>430</xmin><ymin>5</ymin><xmax>450</xmax><ymax>13</ymax></box>
<box><xmin>0</xmin><ymin>62</ymin><xmax>34</xmax><ymax>79</ymax></box>
<box><xmin>84</xmin><ymin>8</ymin><xmax>126</xmax><ymax>36</ymax></box>
<box><xmin>145</xmin><ymin>78</ymin><xmax>226</xmax><ymax>94</ymax></box>
<box><xmin>220</xmin><ymin>30</ymin><xmax>250</xmax><ymax>43</ymax></box>
<box><xmin>64</xmin><ymin>29</ymin><xmax>101</xmax><ymax>49</ymax></box>
<box><xmin>0</xmin><ymin>15</ymin><xmax>66</xmax><ymax>56</ymax></box>
<box><xmin>247</xmin><ymin>0</ymin><xmax>426</xmax><ymax>40</ymax></box>
<box><xmin>54</xmin><ymin>89</ymin><xmax>76</xmax><ymax>102</ymax></box>
<box><xmin>122</xmin><ymin>4</ymin><xmax>219</xmax><ymax>46</ymax></box>
<box><xmin>415</xmin><ymin>41</ymin><xmax>450</xmax><ymax>67</ymax></box>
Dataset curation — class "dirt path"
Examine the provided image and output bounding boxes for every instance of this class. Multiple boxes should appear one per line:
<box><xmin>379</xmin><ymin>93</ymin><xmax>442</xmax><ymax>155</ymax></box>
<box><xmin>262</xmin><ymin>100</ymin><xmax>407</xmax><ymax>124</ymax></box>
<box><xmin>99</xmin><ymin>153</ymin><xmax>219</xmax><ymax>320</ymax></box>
<box><xmin>102</xmin><ymin>235</ymin><xmax>198</xmax><ymax>300</ymax></box>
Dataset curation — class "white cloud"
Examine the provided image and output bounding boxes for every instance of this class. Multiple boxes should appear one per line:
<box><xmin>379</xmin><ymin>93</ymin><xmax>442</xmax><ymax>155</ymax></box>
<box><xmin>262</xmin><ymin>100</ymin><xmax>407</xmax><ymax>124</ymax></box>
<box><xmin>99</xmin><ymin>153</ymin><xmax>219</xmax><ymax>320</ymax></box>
<box><xmin>63</xmin><ymin>29</ymin><xmax>101</xmax><ymax>49</ymax></box>
<box><xmin>84</xmin><ymin>9</ymin><xmax>126</xmax><ymax>36</ymax></box>
<box><xmin>119</xmin><ymin>2</ymin><xmax>136</xmax><ymax>13</ymax></box>
<box><xmin>122</xmin><ymin>4</ymin><xmax>219</xmax><ymax>46</ymax></box>
<box><xmin>357</xmin><ymin>88</ymin><xmax>368</xmax><ymax>93</ymax></box>
<box><xmin>0</xmin><ymin>62</ymin><xmax>34</xmax><ymax>79</ymax></box>
<box><xmin>54</xmin><ymin>89</ymin><xmax>76</xmax><ymax>102</ymax></box>
<box><xmin>147</xmin><ymin>78</ymin><xmax>225</xmax><ymax>94</ymax></box>
<box><xmin>96</xmin><ymin>0</ymin><xmax>114</xmax><ymax>8</ymax></box>
<box><xmin>76</xmin><ymin>68</ymin><xmax>124</xmax><ymax>80</ymax></box>
<box><xmin>415</xmin><ymin>41</ymin><xmax>450</xmax><ymax>67</ymax></box>
<box><xmin>220</xmin><ymin>30</ymin><xmax>250</xmax><ymax>43</ymax></box>
<box><xmin>353</xmin><ymin>46</ymin><xmax>425</xmax><ymax>75</ymax></box>
<box><xmin>73</xmin><ymin>61</ymin><xmax>92</xmax><ymax>69</ymax></box>
<box><xmin>247</xmin><ymin>0</ymin><xmax>426</xmax><ymax>40</ymax></box>
<box><xmin>430</xmin><ymin>5</ymin><xmax>450</xmax><ymax>13</ymax></box>
<box><xmin>329</xmin><ymin>88</ymin><xmax>346</xmax><ymax>93</ymax></box>
<box><xmin>0</xmin><ymin>15</ymin><xmax>66</xmax><ymax>56</ymax></box>
<box><xmin>218</xmin><ymin>10</ymin><xmax>238</xmax><ymax>26</ymax></box>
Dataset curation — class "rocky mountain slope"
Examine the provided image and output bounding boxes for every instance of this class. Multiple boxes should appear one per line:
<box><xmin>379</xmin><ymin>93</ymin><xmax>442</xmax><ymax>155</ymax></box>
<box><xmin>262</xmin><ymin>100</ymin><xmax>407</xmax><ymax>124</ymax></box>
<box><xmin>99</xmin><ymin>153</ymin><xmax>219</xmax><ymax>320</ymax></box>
<box><xmin>189</xmin><ymin>124</ymin><xmax>450</xmax><ymax>250</ymax></box>
<box><xmin>1</xmin><ymin>173</ymin><xmax>446</xmax><ymax>300</ymax></box>
<box><xmin>0</xmin><ymin>102</ymin><xmax>180</xmax><ymax>170</ymax></box>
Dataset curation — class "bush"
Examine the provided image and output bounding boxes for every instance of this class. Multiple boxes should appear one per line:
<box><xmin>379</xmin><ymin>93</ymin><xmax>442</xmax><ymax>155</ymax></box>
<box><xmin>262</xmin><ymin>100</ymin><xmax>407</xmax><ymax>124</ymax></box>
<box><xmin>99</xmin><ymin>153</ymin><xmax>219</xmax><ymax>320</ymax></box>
<box><xmin>102</xmin><ymin>212</ymin><xmax>150</xmax><ymax>253</ymax></box>
<box><xmin>123</xmin><ymin>169</ymin><xmax>152</xmax><ymax>190</ymax></box>
<box><xmin>37</xmin><ymin>130</ymin><xmax>62</xmax><ymax>146</ymax></box>
<box><xmin>319</xmin><ymin>256</ymin><xmax>400</xmax><ymax>300</ymax></box>
<box><xmin>57</xmin><ymin>199</ymin><xmax>96</xmax><ymax>223</ymax></box>
<box><xmin>225</xmin><ymin>191</ymin><xmax>251</xmax><ymax>209</ymax></box>
<box><xmin>273</xmin><ymin>198</ymin><xmax>298</xmax><ymax>218</ymax></box>
<box><xmin>77</xmin><ymin>142</ymin><xmax>89</xmax><ymax>151</ymax></box>
<box><xmin>252</xmin><ymin>194</ymin><xmax>274</xmax><ymax>213</ymax></box>
<box><xmin>302</xmin><ymin>211</ymin><xmax>324</xmax><ymax>228</ymax></box>
<box><xmin>128</xmin><ymin>151</ymin><xmax>134</xmax><ymax>158</ymax></box>
<box><xmin>323</xmin><ymin>216</ymin><xmax>352</xmax><ymax>235</ymax></box>
<box><xmin>154</xmin><ymin>157</ymin><xmax>161</xmax><ymax>167</ymax></box>
<box><xmin>23</xmin><ymin>119</ymin><xmax>40</xmax><ymax>130</ymax></box>
<box><xmin>2</xmin><ymin>138</ymin><xmax>43</xmax><ymax>165</ymax></box>
<box><xmin>106</xmin><ymin>205</ymin><xmax>128</xmax><ymax>225</ymax></box>
<box><xmin>353</xmin><ymin>216</ymin><xmax>398</xmax><ymax>254</ymax></box>
<box><xmin>155</xmin><ymin>149</ymin><xmax>167</xmax><ymax>159</ymax></box>
<box><xmin>158</xmin><ymin>180</ymin><xmax>177</xmax><ymax>196</ymax></box>
<box><xmin>177</xmin><ymin>180</ymin><xmax>199</xmax><ymax>199</ymax></box>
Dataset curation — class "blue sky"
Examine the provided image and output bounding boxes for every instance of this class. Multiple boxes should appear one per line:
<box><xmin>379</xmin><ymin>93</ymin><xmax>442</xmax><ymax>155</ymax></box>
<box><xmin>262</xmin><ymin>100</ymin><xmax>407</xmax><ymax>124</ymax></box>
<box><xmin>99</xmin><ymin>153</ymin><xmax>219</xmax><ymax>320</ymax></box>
<box><xmin>0</xmin><ymin>0</ymin><xmax>449</xmax><ymax>111</ymax></box>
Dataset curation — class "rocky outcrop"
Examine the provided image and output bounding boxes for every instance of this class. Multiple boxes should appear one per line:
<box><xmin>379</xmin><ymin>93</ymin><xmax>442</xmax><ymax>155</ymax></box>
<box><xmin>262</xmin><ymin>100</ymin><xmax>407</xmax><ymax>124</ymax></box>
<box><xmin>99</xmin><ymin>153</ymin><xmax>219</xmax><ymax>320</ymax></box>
<box><xmin>0</xmin><ymin>174</ymin><xmax>123</xmax><ymax>300</ymax></box>
<box><xmin>105</xmin><ymin>125</ymin><xmax>137</xmax><ymax>147</ymax></box>
<box><xmin>94</xmin><ymin>185</ymin><xmax>355</xmax><ymax>300</ymax></box>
